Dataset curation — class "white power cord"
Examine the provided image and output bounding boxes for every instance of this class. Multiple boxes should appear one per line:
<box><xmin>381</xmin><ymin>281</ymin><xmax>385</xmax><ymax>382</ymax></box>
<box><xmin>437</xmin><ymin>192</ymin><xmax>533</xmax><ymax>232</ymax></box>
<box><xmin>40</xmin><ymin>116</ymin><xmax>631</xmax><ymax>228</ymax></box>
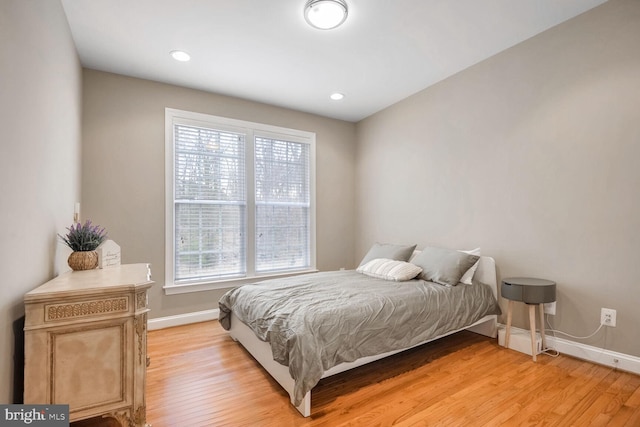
<box><xmin>541</xmin><ymin>313</ymin><xmax>607</xmax><ymax>357</ymax></box>
<box><xmin>545</xmin><ymin>314</ymin><xmax>605</xmax><ymax>339</ymax></box>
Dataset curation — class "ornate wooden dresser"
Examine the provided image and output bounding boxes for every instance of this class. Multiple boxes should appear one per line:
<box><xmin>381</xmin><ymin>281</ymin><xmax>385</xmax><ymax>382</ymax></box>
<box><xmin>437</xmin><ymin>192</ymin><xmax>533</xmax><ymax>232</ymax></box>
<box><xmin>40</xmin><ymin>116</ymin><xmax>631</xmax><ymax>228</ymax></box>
<box><xmin>24</xmin><ymin>263</ymin><xmax>153</xmax><ymax>426</ymax></box>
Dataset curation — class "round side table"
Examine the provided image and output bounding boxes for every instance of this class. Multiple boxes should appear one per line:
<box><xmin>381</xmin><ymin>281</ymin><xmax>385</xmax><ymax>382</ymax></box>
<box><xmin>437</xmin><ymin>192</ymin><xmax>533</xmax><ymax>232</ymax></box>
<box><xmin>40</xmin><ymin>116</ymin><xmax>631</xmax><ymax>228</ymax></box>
<box><xmin>501</xmin><ymin>277</ymin><xmax>556</xmax><ymax>361</ymax></box>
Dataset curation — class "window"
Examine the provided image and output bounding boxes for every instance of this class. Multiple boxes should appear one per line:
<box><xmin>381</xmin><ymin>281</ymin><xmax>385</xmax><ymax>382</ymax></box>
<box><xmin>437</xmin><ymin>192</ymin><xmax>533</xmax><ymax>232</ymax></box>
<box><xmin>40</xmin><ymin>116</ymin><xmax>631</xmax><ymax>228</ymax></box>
<box><xmin>165</xmin><ymin>109</ymin><xmax>316</xmax><ymax>294</ymax></box>
<box><xmin>173</xmin><ymin>124</ymin><xmax>246</xmax><ymax>281</ymax></box>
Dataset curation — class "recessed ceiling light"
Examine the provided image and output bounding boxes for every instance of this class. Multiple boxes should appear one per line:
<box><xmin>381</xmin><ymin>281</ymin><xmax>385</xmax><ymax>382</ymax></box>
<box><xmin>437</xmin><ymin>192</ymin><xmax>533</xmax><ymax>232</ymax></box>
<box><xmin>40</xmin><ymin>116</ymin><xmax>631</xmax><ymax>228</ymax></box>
<box><xmin>330</xmin><ymin>93</ymin><xmax>345</xmax><ymax>100</ymax></box>
<box><xmin>304</xmin><ymin>0</ymin><xmax>348</xmax><ymax>30</ymax></box>
<box><xmin>170</xmin><ymin>50</ymin><xmax>191</xmax><ymax>62</ymax></box>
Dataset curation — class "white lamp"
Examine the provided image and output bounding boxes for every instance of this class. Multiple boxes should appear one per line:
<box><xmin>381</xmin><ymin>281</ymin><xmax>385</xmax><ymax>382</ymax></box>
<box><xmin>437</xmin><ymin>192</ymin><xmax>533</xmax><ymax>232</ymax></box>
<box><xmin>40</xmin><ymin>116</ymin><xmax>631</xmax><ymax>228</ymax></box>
<box><xmin>304</xmin><ymin>0</ymin><xmax>348</xmax><ymax>30</ymax></box>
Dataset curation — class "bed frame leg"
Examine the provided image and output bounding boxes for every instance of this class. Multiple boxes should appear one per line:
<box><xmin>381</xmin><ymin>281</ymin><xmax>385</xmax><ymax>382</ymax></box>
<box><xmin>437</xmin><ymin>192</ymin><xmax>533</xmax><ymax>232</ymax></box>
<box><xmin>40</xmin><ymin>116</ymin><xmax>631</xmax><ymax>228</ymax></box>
<box><xmin>292</xmin><ymin>392</ymin><xmax>311</xmax><ymax>417</ymax></box>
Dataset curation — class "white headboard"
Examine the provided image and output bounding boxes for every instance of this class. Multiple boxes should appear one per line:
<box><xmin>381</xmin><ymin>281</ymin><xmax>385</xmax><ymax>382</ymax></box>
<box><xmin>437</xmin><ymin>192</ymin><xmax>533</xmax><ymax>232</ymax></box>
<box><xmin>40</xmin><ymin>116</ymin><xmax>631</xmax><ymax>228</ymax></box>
<box><xmin>475</xmin><ymin>256</ymin><xmax>497</xmax><ymax>298</ymax></box>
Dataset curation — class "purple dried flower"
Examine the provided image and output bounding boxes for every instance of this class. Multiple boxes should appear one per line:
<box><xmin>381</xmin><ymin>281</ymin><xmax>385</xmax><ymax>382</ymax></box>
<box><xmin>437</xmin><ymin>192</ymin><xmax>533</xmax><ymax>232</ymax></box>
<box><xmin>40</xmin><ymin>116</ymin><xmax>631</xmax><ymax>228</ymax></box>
<box><xmin>58</xmin><ymin>219</ymin><xmax>108</xmax><ymax>251</ymax></box>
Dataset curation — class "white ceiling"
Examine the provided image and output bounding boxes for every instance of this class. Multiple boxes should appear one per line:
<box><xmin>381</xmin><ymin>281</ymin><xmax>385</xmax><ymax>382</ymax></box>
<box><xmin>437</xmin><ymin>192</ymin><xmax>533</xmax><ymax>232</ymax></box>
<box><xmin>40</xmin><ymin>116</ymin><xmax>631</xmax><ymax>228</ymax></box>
<box><xmin>61</xmin><ymin>0</ymin><xmax>606</xmax><ymax>122</ymax></box>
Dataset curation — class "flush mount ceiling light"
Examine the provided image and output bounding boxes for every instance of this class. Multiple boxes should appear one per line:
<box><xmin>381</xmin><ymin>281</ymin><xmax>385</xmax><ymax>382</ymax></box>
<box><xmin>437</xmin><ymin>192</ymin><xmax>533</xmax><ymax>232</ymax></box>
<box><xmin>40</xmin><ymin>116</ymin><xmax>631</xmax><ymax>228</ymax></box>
<box><xmin>330</xmin><ymin>92</ymin><xmax>345</xmax><ymax>100</ymax></box>
<box><xmin>170</xmin><ymin>50</ymin><xmax>191</xmax><ymax>62</ymax></box>
<box><xmin>304</xmin><ymin>0</ymin><xmax>348</xmax><ymax>30</ymax></box>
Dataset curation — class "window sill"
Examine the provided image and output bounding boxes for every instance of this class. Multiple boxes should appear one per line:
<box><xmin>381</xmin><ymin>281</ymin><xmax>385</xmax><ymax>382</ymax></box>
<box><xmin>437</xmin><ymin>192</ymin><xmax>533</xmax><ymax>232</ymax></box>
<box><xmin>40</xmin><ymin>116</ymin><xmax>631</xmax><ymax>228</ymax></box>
<box><xmin>163</xmin><ymin>269</ymin><xmax>320</xmax><ymax>295</ymax></box>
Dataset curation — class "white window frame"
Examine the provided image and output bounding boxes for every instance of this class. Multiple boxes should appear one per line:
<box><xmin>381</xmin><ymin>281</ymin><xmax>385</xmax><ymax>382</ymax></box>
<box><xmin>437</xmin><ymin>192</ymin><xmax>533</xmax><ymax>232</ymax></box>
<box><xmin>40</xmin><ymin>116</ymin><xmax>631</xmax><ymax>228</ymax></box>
<box><xmin>164</xmin><ymin>108</ymin><xmax>316</xmax><ymax>294</ymax></box>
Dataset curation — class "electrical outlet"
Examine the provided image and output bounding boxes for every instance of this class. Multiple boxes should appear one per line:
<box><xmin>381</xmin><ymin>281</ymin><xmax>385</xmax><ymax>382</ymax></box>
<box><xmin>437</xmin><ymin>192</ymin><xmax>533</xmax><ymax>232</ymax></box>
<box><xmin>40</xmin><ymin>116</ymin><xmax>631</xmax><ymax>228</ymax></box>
<box><xmin>544</xmin><ymin>302</ymin><xmax>556</xmax><ymax>315</ymax></box>
<box><xmin>601</xmin><ymin>308</ymin><xmax>617</xmax><ymax>327</ymax></box>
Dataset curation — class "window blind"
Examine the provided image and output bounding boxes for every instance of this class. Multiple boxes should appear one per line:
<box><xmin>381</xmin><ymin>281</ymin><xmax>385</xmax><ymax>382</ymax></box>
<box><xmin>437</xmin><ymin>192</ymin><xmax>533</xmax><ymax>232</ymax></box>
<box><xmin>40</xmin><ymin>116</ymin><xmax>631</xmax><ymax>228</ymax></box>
<box><xmin>255</xmin><ymin>136</ymin><xmax>310</xmax><ymax>273</ymax></box>
<box><xmin>174</xmin><ymin>124</ymin><xmax>246</xmax><ymax>281</ymax></box>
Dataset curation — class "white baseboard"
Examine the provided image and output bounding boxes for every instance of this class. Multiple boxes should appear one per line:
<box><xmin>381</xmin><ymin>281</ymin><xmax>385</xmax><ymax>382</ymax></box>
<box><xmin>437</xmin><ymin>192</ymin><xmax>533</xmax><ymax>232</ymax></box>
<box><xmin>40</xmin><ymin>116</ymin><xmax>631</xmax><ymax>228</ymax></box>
<box><xmin>148</xmin><ymin>308</ymin><xmax>219</xmax><ymax>331</ymax></box>
<box><xmin>498</xmin><ymin>324</ymin><xmax>640</xmax><ymax>375</ymax></box>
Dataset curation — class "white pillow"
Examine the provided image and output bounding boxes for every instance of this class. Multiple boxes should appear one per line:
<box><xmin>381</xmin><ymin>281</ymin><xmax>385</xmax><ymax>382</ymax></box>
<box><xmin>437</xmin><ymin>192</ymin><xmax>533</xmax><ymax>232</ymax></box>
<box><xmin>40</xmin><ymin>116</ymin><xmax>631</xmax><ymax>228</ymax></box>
<box><xmin>357</xmin><ymin>258</ymin><xmax>423</xmax><ymax>282</ymax></box>
<box><xmin>459</xmin><ymin>247</ymin><xmax>481</xmax><ymax>285</ymax></box>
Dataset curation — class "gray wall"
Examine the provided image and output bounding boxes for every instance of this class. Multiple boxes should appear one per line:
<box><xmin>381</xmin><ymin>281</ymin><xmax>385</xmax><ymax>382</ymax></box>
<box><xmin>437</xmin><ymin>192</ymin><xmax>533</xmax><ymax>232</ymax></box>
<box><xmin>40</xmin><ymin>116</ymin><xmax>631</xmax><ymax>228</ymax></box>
<box><xmin>81</xmin><ymin>69</ymin><xmax>357</xmax><ymax>318</ymax></box>
<box><xmin>355</xmin><ymin>0</ymin><xmax>640</xmax><ymax>357</ymax></box>
<box><xmin>0</xmin><ymin>0</ymin><xmax>82</xmax><ymax>403</ymax></box>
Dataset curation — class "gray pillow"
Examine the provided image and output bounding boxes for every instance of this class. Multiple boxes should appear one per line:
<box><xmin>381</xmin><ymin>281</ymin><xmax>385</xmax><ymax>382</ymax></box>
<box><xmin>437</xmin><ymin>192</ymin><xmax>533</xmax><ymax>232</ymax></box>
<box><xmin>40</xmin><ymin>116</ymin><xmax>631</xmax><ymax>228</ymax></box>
<box><xmin>358</xmin><ymin>242</ymin><xmax>417</xmax><ymax>267</ymax></box>
<box><xmin>411</xmin><ymin>246</ymin><xmax>480</xmax><ymax>286</ymax></box>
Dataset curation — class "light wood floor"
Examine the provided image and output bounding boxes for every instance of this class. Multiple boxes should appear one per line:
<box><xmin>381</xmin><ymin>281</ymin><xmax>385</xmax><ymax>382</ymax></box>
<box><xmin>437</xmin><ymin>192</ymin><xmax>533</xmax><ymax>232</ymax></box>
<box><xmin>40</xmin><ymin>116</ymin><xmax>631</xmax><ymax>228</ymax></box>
<box><xmin>146</xmin><ymin>321</ymin><xmax>640</xmax><ymax>426</ymax></box>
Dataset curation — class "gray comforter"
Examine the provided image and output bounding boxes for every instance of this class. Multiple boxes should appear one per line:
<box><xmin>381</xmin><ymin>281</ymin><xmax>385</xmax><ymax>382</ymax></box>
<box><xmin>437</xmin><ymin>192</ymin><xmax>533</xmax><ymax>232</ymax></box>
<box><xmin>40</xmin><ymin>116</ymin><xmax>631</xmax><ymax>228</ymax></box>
<box><xmin>218</xmin><ymin>270</ymin><xmax>500</xmax><ymax>406</ymax></box>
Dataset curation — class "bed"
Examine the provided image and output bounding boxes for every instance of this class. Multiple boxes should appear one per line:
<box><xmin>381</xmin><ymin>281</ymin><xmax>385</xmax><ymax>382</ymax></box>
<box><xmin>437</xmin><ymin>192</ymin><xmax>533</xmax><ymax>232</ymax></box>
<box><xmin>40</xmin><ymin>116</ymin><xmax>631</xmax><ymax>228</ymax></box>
<box><xmin>218</xmin><ymin>248</ymin><xmax>500</xmax><ymax>417</ymax></box>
